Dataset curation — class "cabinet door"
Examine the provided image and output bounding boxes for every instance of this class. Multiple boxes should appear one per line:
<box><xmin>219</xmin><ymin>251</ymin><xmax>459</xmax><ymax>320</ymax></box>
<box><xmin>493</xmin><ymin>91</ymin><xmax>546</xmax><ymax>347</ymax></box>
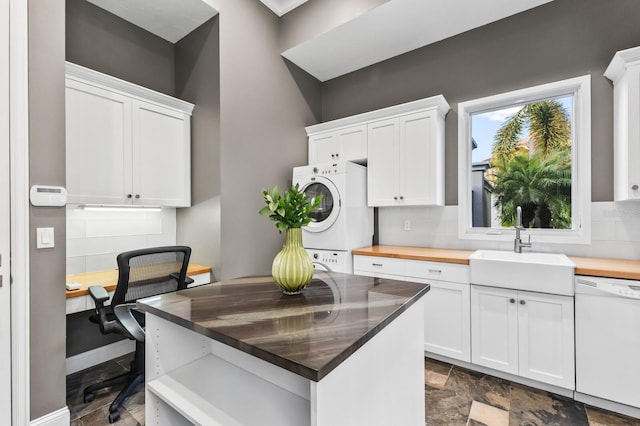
<box><xmin>624</xmin><ymin>65</ymin><xmax>640</xmax><ymax>200</ymax></box>
<box><xmin>65</xmin><ymin>79</ymin><xmax>132</xmax><ymax>204</ymax></box>
<box><xmin>336</xmin><ymin>125</ymin><xmax>367</xmax><ymax>162</ymax></box>
<box><xmin>399</xmin><ymin>110</ymin><xmax>443</xmax><ymax>206</ymax></box>
<box><xmin>132</xmin><ymin>101</ymin><xmax>191</xmax><ymax>207</ymax></box>
<box><xmin>471</xmin><ymin>285</ymin><xmax>518</xmax><ymax>375</ymax></box>
<box><xmin>424</xmin><ymin>280</ymin><xmax>471</xmax><ymax>362</ymax></box>
<box><xmin>517</xmin><ymin>291</ymin><xmax>574</xmax><ymax>389</ymax></box>
<box><xmin>367</xmin><ymin>119</ymin><xmax>399</xmax><ymax>206</ymax></box>
<box><xmin>308</xmin><ymin>132</ymin><xmax>337</xmax><ymax>164</ymax></box>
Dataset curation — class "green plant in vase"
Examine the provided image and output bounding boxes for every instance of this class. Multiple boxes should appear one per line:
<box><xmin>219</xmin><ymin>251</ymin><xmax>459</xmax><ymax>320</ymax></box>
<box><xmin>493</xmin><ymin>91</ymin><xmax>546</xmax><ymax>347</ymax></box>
<box><xmin>260</xmin><ymin>184</ymin><xmax>322</xmax><ymax>295</ymax></box>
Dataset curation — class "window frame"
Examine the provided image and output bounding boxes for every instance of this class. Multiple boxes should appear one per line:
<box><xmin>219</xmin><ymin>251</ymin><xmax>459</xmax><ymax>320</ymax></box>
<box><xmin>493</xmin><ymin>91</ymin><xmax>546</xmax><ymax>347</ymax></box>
<box><xmin>457</xmin><ymin>75</ymin><xmax>591</xmax><ymax>244</ymax></box>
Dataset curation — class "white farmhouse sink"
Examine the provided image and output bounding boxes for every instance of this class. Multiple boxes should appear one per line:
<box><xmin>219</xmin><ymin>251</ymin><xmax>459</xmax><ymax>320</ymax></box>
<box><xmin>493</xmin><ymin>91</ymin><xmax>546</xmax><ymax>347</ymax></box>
<box><xmin>469</xmin><ymin>250</ymin><xmax>576</xmax><ymax>295</ymax></box>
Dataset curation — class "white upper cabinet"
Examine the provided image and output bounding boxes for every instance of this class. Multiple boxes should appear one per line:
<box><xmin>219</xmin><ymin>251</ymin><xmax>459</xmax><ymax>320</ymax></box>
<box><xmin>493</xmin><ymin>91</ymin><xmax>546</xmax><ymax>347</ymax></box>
<box><xmin>605</xmin><ymin>46</ymin><xmax>640</xmax><ymax>201</ymax></box>
<box><xmin>308</xmin><ymin>124</ymin><xmax>367</xmax><ymax>164</ymax></box>
<box><xmin>305</xmin><ymin>98</ymin><xmax>449</xmax><ymax>207</ymax></box>
<box><xmin>368</xmin><ymin>109</ymin><xmax>446</xmax><ymax>206</ymax></box>
<box><xmin>65</xmin><ymin>79</ymin><xmax>131</xmax><ymax>205</ymax></box>
<box><xmin>65</xmin><ymin>62</ymin><xmax>194</xmax><ymax>207</ymax></box>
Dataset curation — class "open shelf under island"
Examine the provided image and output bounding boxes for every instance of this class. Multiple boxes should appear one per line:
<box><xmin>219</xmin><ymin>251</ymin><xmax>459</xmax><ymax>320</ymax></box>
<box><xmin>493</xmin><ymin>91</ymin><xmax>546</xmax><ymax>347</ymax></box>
<box><xmin>137</xmin><ymin>272</ymin><xmax>430</xmax><ymax>426</ymax></box>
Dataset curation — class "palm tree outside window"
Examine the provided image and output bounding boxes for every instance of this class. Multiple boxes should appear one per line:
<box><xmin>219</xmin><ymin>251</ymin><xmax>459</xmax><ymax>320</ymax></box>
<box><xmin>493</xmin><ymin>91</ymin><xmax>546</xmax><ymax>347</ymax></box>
<box><xmin>471</xmin><ymin>96</ymin><xmax>573</xmax><ymax>230</ymax></box>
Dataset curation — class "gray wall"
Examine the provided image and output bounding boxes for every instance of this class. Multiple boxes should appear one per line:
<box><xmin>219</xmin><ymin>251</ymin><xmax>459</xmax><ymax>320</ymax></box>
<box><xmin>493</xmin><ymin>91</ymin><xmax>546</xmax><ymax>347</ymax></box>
<box><xmin>175</xmin><ymin>18</ymin><xmax>222</xmax><ymax>278</ymax></box>
<box><xmin>321</xmin><ymin>0</ymin><xmax>640</xmax><ymax>204</ymax></box>
<box><xmin>66</xmin><ymin>0</ymin><xmax>175</xmax><ymax>96</ymax></box>
<box><xmin>28</xmin><ymin>0</ymin><xmax>67</xmax><ymax>419</ymax></box>
<box><xmin>215</xmin><ymin>0</ymin><xmax>321</xmax><ymax>279</ymax></box>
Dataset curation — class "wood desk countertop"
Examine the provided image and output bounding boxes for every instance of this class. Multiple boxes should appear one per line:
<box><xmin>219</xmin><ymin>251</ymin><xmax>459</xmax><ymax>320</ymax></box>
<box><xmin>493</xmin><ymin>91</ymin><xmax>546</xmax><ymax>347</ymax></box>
<box><xmin>352</xmin><ymin>245</ymin><xmax>640</xmax><ymax>281</ymax></box>
<box><xmin>65</xmin><ymin>264</ymin><xmax>212</xmax><ymax>298</ymax></box>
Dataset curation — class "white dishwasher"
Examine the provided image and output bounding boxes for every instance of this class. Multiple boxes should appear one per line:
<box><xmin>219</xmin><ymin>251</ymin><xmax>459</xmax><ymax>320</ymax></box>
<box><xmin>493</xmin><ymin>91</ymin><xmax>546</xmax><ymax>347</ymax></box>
<box><xmin>575</xmin><ymin>276</ymin><xmax>640</xmax><ymax>409</ymax></box>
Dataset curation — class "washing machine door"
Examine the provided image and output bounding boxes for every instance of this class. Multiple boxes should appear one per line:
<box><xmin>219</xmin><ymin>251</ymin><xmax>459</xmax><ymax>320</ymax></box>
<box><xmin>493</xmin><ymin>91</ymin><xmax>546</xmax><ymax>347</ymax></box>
<box><xmin>301</xmin><ymin>176</ymin><xmax>340</xmax><ymax>233</ymax></box>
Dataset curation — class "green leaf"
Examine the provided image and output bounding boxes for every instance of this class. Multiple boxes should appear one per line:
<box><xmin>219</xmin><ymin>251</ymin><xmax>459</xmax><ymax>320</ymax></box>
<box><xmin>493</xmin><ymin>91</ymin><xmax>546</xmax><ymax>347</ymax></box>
<box><xmin>258</xmin><ymin>206</ymin><xmax>271</xmax><ymax>216</ymax></box>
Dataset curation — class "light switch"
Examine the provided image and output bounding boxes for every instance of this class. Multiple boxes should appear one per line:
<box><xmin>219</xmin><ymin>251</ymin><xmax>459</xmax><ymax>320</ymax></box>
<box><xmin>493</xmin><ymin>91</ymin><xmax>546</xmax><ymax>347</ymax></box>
<box><xmin>36</xmin><ymin>227</ymin><xmax>55</xmax><ymax>249</ymax></box>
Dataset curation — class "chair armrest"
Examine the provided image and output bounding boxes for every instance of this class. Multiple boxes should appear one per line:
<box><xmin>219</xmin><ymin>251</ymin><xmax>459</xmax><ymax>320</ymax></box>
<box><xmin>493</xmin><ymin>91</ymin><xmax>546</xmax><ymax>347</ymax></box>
<box><xmin>113</xmin><ymin>304</ymin><xmax>145</xmax><ymax>343</ymax></box>
<box><xmin>88</xmin><ymin>285</ymin><xmax>109</xmax><ymax>303</ymax></box>
<box><xmin>88</xmin><ymin>285</ymin><xmax>119</xmax><ymax>335</ymax></box>
<box><xmin>170</xmin><ymin>272</ymin><xmax>194</xmax><ymax>286</ymax></box>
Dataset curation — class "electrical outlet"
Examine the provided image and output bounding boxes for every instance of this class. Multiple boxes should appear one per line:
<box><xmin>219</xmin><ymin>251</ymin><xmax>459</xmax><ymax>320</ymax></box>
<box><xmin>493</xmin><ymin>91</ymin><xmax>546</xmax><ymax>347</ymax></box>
<box><xmin>403</xmin><ymin>220</ymin><xmax>411</xmax><ymax>231</ymax></box>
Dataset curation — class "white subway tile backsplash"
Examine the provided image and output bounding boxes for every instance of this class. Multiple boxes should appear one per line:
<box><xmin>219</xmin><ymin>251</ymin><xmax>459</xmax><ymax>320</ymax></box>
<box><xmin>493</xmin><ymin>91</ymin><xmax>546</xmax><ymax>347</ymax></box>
<box><xmin>67</xmin><ymin>206</ymin><xmax>177</xmax><ymax>273</ymax></box>
<box><xmin>378</xmin><ymin>202</ymin><xmax>640</xmax><ymax>259</ymax></box>
<box><xmin>85</xmin><ymin>209</ymin><xmax>162</xmax><ymax>237</ymax></box>
<box><xmin>85</xmin><ymin>254</ymin><xmax>119</xmax><ymax>272</ymax></box>
<box><xmin>66</xmin><ymin>238</ymin><xmax>88</xmax><ymax>258</ymax></box>
<box><xmin>615</xmin><ymin>220</ymin><xmax>640</xmax><ymax>242</ymax></box>
<box><xmin>66</xmin><ymin>207</ymin><xmax>86</xmax><ymax>239</ymax></box>
<box><xmin>144</xmin><ymin>233</ymin><xmax>176</xmax><ymax>248</ymax></box>
<box><xmin>590</xmin><ymin>221</ymin><xmax>617</xmax><ymax>242</ymax></box>
<box><xmin>66</xmin><ymin>256</ymin><xmax>86</xmax><ymax>276</ymax></box>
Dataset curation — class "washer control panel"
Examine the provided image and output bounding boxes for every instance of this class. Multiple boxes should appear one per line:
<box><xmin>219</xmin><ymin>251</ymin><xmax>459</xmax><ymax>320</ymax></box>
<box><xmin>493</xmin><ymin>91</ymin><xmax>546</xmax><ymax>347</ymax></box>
<box><xmin>312</xmin><ymin>163</ymin><xmax>340</xmax><ymax>175</ymax></box>
<box><xmin>305</xmin><ymin>249</ymin><xmax>352</xmax><ymax>274</ymax></box>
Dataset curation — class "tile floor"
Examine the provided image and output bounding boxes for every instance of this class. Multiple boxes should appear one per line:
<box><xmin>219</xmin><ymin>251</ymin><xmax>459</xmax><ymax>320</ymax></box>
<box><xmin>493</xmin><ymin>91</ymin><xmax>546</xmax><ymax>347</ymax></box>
<box><xmin>67</xmin><ymin>355</ymin><xmax>640</xmax><ymax>425</ymax></box>
<box><xmin>67</xmin><ymin>353</ymin><xmax>143</xmax><ymax>425</ymax></box>
<box><xmin>424</xmin><ymin>358</ymin><xmax>640</xmax><ymax>426</ymax></box>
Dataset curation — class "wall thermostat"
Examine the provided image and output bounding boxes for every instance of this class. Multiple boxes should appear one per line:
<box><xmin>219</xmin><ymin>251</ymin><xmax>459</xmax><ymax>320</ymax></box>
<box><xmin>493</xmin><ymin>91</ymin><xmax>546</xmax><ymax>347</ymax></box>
<box><xmin>30</xmin><ymin>185</ymin><xmax>67</xmax><ymax>207</ymax></box>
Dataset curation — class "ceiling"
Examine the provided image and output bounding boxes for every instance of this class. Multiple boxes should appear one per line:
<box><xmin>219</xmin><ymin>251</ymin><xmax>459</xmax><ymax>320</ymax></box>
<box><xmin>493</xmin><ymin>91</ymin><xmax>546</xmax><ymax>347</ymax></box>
<box><xmin>259</xmin><ymin>0</ymin><xmax>310</xmax><ymax>16</ymax></box>
<box><xmin>86</xmin><ymin>0</ymin><xmax>554</xmax><ymax>81</ymax></box>
<box><xmin>282</xmin><ymin>0</ymin><xmax>555</xmax><ymax>81</ymax></box>
<box><xmin>86</xmin><ymin>0</ymin><xmax>218</xmax><ymax>44</ymax></box>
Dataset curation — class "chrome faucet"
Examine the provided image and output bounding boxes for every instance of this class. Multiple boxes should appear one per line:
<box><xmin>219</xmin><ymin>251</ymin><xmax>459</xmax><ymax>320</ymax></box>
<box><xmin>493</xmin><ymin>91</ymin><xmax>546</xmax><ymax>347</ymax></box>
<box><xmin>514</xmin><ymin>206</ymin><xmax>532</xmax><ymax>253</ymax></box>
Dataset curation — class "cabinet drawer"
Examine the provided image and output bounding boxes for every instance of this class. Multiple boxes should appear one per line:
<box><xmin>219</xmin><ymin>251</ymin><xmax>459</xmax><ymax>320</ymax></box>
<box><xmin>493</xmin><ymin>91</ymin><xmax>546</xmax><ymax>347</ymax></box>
<box><xmin>404</xmin><ymin>259</ymin><xmax>469</xmax><ymax>283</ymax></box>
<box><xmin>353</xmin><ymin>255</ymin><xmax>405</xmax><ymax>277</ymax></box>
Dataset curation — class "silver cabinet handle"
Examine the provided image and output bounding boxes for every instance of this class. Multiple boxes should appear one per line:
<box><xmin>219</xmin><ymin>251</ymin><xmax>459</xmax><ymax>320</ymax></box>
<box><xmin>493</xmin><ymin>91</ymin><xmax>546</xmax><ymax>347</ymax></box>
<box><xmin>372</xmin><ymin>263</ymin><xmax>383</xmax><ymax>267</ymax></box>
<box><xmin>428</xmin><ymin>269</ymin><xmax>442</xmax><ymax>273</ymax></box>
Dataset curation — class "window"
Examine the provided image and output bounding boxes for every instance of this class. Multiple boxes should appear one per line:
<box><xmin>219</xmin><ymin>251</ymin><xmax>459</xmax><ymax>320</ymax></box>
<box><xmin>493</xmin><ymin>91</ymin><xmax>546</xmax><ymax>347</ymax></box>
<box><xmin>458</xmin><ymin>75</ymin><xmax>591</xmax><ymax>244</ymax></box>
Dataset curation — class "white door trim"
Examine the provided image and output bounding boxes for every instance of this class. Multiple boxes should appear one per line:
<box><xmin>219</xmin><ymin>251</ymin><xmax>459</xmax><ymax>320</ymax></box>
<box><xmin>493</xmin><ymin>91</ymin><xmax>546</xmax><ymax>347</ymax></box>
<box><xmin>10</xmin><ymin>0</ymin><xmax>31</xmax><ymax>423</ymax></box>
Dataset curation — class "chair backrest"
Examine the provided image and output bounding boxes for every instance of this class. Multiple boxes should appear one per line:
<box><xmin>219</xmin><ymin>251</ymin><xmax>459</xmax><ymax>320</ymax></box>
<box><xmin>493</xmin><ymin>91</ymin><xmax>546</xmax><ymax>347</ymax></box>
<box><xmin>111</xmin><ymin>246</ymin><xmax>191</xmax><ymax>306</ymax></box>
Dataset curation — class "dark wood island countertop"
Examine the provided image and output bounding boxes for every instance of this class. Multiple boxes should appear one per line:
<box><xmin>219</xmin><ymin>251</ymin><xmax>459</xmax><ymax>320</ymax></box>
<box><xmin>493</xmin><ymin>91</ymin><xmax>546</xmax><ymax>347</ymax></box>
<box><xmin>137</xmin><ymin>272</ymin><xmax>429</xmax><ymax>382</ymax></box>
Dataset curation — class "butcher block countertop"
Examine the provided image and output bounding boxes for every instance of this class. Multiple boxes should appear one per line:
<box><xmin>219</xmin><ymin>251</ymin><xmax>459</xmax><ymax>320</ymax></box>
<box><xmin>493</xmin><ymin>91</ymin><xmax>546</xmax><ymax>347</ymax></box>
<box><xmin>352</xmin><ymin>246</ymin><xmax>640</xmax><ymax>281</ymax></box>
<box><xmin>568</xmin><ymin>256</ymin><xmax>640</xmax><ymax>281</ymax></box>
<box><xmin>352</xmin><ymin>246</ymin><xmax>474</xmax><ymax>265</ymax></box>
<box><xmin>65</xmin><ymin>264</ymin><xmax>212</xmax><ymax>298</ymax></box>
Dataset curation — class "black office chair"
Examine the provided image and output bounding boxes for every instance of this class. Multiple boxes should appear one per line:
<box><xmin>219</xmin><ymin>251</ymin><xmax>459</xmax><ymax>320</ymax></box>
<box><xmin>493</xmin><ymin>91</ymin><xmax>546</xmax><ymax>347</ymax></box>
<box><xmin>83</xmin><ymin>246</ymin><xmax>192</xmax><ymax>423</ymax></box>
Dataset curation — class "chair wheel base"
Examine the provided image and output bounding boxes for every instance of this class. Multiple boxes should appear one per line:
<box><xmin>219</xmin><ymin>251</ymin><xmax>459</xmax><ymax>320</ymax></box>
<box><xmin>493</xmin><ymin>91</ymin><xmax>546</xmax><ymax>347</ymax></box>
<box><xmin>108</xmin><ymin>411</ymin><xmax>120</xmax><ymax>423</ymax></box>
<box><xmin>83</xmin><ymin>392</ymin><xmax>94</xmax><ymax>403</ymax></box>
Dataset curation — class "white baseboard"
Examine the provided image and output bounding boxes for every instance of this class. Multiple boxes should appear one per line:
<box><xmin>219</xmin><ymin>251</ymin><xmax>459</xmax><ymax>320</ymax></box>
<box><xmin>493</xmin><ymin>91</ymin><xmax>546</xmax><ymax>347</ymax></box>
<box><xmin>574</xmin><ymin>392</ymin><xmax>640</xmax><ymax>419</ymax></box>
<box><xmin>30</xmin><ymin>407</ymin><xmax>70</xmax><ymax>426</ymax></box>
<box><xmin>66</xmin><ymin>339</ymin><xmax>135</xmax><ymax>375</ymax></box>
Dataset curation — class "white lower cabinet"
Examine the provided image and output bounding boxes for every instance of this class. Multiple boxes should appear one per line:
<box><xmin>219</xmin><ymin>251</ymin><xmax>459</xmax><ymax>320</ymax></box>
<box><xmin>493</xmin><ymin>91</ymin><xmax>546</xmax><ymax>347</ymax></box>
<box><xmin>423</xmin><ymin>280</ymin><xmax>470</xmax><ymax>362</ymax></box>
<box><xmin>353</xmin><ymin>255</ymin><xmax>471</xmax><ymax>362</ymax></box>
<box><xmin>471</xmin><ymin>285</ymin><xmax>575</xmax><ymax>389</ymax></box>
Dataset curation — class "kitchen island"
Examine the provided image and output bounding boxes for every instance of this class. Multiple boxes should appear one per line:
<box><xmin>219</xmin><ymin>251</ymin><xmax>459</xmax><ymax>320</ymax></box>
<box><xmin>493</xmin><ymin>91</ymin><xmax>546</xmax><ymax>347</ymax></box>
<box><xmin>137</xmin><ymin>272</ymin><xmax>429</xmax><ymax>426</ymax></box>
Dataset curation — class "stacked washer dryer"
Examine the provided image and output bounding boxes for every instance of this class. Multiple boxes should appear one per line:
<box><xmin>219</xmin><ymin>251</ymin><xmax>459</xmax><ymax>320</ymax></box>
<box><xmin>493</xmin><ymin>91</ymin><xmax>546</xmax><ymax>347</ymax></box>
<box><xmin>292</xmin><ymin>161</ymin><xmax>373</xmax><ymax>273</ymax></box>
